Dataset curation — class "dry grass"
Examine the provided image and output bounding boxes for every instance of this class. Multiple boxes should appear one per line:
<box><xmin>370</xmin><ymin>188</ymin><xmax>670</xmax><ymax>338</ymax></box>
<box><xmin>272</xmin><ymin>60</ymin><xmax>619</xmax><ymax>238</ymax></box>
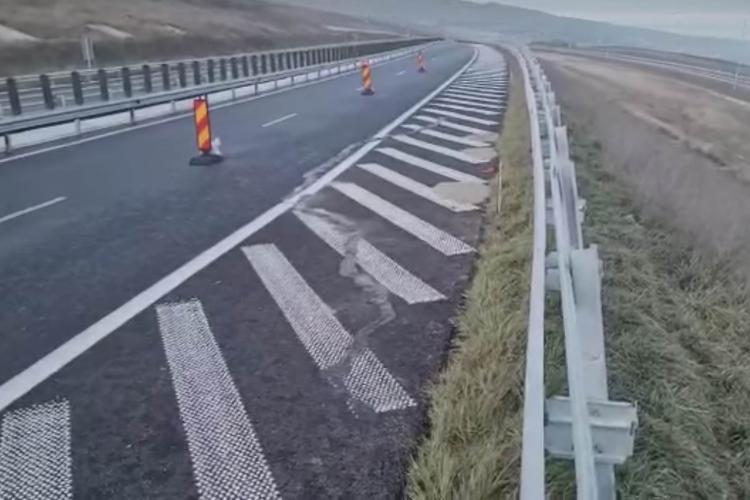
<box><xmin>406</xmin><ymin>64</ymin><xmax>533</xmax><ymax>499</ymax></box>
<box><xmin>545</xmin><ymin>127</ymin><xmax>750</xmax><ymax>499</ymax></box>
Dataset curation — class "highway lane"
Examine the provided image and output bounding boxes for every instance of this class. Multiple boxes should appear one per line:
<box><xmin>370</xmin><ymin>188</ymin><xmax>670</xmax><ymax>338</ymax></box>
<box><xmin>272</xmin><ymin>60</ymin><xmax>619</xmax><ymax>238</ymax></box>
<box><xmin>0</xmin><ymin>42</ymin><xmax>472</xmax><ymax>384</ymax></box>
<box><xmin>0</xmin><ymin>43</ymin><xmax>509</xmax><ymax>498</ymax></box>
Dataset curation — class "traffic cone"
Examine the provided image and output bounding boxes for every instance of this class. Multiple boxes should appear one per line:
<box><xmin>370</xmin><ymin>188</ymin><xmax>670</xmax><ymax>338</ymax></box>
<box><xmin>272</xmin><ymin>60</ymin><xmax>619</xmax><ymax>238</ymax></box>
<box><xmin>417</xmin><ymin>51</ymin><xmax>427</xmax><ymax>73</ymax></box>
<box><xmin>360</xmin><ymin>60</ymin><xmax>374</xmax><ymax>95</ymax></box>
<box><xmin>189</xmin><ymin>97</ymin><xmax>223</xmax><ymax>166</ymax></box>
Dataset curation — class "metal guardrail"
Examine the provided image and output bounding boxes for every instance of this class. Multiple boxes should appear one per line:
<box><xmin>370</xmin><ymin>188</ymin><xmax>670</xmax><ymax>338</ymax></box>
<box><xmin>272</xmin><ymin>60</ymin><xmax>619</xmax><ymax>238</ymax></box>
<box><xmin>514</xmin><ymin>46</ymin><xmax>639</xmax><ymax>499</ymax></box>
<box><xmin>0</xmin><ymin>37</ymin><xmax>436</xmax><ymax>120</ymax></box>
<box><xmin>0</xmin><ymin>38</ymin><xmax>436</xmax><ymax>151</ymax></box>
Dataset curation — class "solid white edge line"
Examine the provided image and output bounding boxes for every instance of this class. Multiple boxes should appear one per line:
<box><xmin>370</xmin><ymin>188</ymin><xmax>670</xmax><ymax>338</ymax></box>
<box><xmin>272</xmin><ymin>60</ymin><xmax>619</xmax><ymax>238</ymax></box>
<box><xmin>0</xmin><ymin>44</ymin><xmax>436</xmax><ymax>167</ymax></box>
<box><xmin>0</xmin><ymin>46</ymin><xmax>479</xmax><ymax>412</ymax></box>
<box><xmin>261</xmin><ymin>113</ymin><xmax>298</xmax><ymax>128</ymax></box>
<box><xmin>0</xmin><ymin>196</ymin><xmax>67</xmax><ymax>225</ymax></box>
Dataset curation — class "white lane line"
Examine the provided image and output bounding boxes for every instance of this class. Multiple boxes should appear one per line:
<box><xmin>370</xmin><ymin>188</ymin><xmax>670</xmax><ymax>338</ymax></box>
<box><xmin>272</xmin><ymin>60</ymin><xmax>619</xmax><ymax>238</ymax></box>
<box><xmin>450</xmin><ymin>85</ymin><xmax>507</xmax><ymax>94</ymax></box>
<box><xmin>436</xmin><ymin>97</ymin><xmax>503</xmax><ymax>110</ymax></box>
<box><xmin>401</xmin><ymin>124</ymin><xmax>489</xmax><ymax>148</ymax></box>
<box><xmin>465</xmin><ymin>69</ymin><xmax>506</xmax><ymax>77</ymax></box>
<box><xmin>412</xmin><ymin>115</ymin><xmax>496</xmax><ymax>137</ymax></box>
<box><xmin>358</xmin><ymin>163</ymin><xmax>477</xmax><ymax>212</ymax></box>
<box><xmin>376</xmin><ymin>147</ymin><xmax>485</xmax><ymax>184</ymax></box>
<box><xmin>156</xmin><ymin>300</ymin><xmax>280</xmax><ymax>500</ymax></box>
<box><xmin>332</xmin><ymin>182</ymin><xmax>474</xmax><ymax>255</ymax></box>
<box><xmin>441</xmin><ymin>91</ymin><xmax>503</xmax><ymax>104</ymax></box>
<box><xmin>393</xmin><ymin>134</ymin><xmax>486</xmax><ymax>164</ymax></box>
<box><xmin>423</xmin><ymin>108</ymin><xmax>499</xmax><ymax>126</ymax></box>
<box><xmin>0</xmin><ymin>196</ymin><xmax>67</xmax><ymax>226</ymax></box>
<box><xmin>0</xmin><ymin>399</ymin><xmax>72</xmax><ymax>500</ymax></box>
<box><xmin>0</xmin><ymin>47</ymin><xmax>478</xmax><ymax>414</ymax></box>
<box><xmin>429</xmin><ymin>102</ymin><xmax>499</xmax><ymax>117</ymax></box>
<box><xmin>261</xmin><ymin>113</ymin><xmax>298</xmax><ymax>128</ymax></box>
<box><xmin>294</xmin><ymin>209</ymin><xmax>445</xmax><ymax>303</ymax></box>
<box><xmin>396</xmin><ymin>70</ymin><xmax>407</xmax><ymax>76</ymax></box>
<box><xmin>457</xmin><ymin>77</ymin><xmax>507</xmax><ymax>84</ymax></box>
<box><xmin>452</xmin><ymin>81</ymin><xmax>507</xmax><ymax>89</ymax></box>
<box><xmin>243</xmin><ymin>244</ymin><xmax>416</xmax><ymax>413</ymax></box>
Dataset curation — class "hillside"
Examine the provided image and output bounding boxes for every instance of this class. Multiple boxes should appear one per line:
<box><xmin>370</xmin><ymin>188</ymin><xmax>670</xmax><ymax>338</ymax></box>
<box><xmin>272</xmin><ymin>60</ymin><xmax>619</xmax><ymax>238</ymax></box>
<box><xmin>0</xmin><ymin>0</ymin><xmax>406</xmax><ymax>74</ymax></box>
<box><xmin>266</xmin><ymin>0</ymin><xmax>750</xmax><ymax>64</ymax></box>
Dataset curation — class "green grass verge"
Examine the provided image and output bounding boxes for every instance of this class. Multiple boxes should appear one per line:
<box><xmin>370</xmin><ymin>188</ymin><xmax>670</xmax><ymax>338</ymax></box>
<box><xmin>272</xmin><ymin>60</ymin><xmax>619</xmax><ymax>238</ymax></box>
<box><xmin>406</xmin><ymin>66</ymin><xmax>533</xmax><ymax>499</ymax></box>
<box><xmin>546</xmin><ymin>127</ymin><xmax>750</xmax><ymax>499</ymax></box>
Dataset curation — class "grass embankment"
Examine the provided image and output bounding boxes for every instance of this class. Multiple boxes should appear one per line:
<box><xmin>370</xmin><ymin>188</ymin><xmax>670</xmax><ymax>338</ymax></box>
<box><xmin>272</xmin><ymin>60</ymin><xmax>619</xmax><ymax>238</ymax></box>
<box><xmin>546</xmin><ymin>129</ymin><xmax>750</xmax><ymax>498</ymax></box>
<box><xmin>406</xmin><ymin>65</ymin><xmax>533</xmax><ymax>499</ymax></box>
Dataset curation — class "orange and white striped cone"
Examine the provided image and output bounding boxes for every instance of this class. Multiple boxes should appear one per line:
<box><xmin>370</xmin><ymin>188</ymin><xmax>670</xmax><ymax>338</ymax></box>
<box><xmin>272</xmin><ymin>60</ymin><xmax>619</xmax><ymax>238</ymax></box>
<box><xmin>360</xmin><ymin>61</ymin><xmax>374</xmax><ymax>96</ymax></box>
<box><xmin>190</xmin><ymin>96</ymin><xmax>223</xmax><ymax>165</ymax></box>
<box><xmin>417</xmin><ymin>51</ymin><xmax>426</xmax><ymax>73</ymax></box>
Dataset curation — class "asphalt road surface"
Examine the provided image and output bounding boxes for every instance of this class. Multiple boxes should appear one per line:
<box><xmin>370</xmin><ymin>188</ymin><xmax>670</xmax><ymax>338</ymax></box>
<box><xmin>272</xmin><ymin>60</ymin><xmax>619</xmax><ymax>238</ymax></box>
<box><xmin>0</xmin><ymin>42</ymin><xmax>509</xmax><ymax>499</ymax></box>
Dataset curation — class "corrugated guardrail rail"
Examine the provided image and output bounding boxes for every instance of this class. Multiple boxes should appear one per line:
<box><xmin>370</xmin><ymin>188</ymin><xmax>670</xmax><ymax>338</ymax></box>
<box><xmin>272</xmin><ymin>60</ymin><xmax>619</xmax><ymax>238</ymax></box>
<box><xmin>0</xmin><ymin>37</ymin><xmax>437</xmax><ymax>150</ymax></box>
<box><xmin>513</xmin><ymin>46</ymin><xmax>639</xmax><ymax>500</ymax></box>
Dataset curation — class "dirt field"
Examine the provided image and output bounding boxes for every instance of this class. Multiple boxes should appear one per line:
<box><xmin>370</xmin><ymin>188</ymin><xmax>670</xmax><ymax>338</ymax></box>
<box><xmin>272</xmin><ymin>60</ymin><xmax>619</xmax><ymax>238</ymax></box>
<box><xmin>0</xmin><ymin>0</ymin><xmax>404</xmax><ymax>74</ymax></box>
<box><xmin>538</xmin><ymin>51</ymin><xmax>750</xmax><ymax>283</ymax></box>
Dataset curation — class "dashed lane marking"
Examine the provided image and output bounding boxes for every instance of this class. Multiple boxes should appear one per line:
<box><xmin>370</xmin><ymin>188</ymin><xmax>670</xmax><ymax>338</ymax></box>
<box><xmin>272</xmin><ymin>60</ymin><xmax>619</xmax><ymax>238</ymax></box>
<box><xmin>358</xmin><ymin>163</ymin><xmax>477</xmax><ymax>212</ymax></box>
<box><xmin>261</xmin><ymin>113</ymin><xmax>298</xmax><ymax>128</ymax></box>
<box><xmin>376</xmin><ymin>147</ymin><xmax>486</xmax><ymax>184</ymax></box>
<box><xmin>0</xmin><ymin>197</ymin><xmax>67</xmax><ymax>226</ymax></box>
<box><xmin>0</xmin><ymin>399</ymin><xmax>72</xmax><ymax>500</ymax></box>
<box><xmin>396</xmin><ymin>70</ymin><xmax>407</xmax><ymax>76</ymax></box>
<box><xmin>294</xmin><ymin>209</ymin><xmax>446</xmax><ymax>304</ymax></box>
<box><xmin>401</xmin><ymin>124</ymin><xmax>489</xmax><ymax>148</ymax></box>
<box><xmin>242</xmin><ymin>244</ymin><xmax>417</xmax><ymax>413</ymax></box>
<box><xmin>331</xmin><ymin>182</ymin><xmax>474</xmax><ymax>256</ymax></box>
<box><xmin>435</xmin><ymin>97</ymin><xmax>504</xmax><ymax>110</ymax></box>
<box><xmin>393</xmin><ymin>134</ymin><xmax>488</xmax><ymax>164</ymax></box>
<box><xmin>422</xmin><ymin>108</ymin><xmax>499</xmax><ymax>126</ymax></box>
<box><xmin>412</xmin><ymin>115</ymin><xmax>497</xmax><ymax>137</ymax></box>
<box><xmin>156</xmin><ymin>300</ymin><xmax>281</xmax><ymax>500</ymax></box>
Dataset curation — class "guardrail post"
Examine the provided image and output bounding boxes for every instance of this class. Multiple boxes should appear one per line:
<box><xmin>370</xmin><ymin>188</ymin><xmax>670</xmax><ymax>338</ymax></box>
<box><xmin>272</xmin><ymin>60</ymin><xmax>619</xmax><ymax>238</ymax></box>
<box><xmin>241</xmin><ymin>56</ymin><xmax>249</xmax><ymax>78</ymax></box>
<box><xmin>251</xmin><ymin>55</ymin><xmax>259</xmax><ymax>76</ymax></box>
<box><xmin>270</xmin><ymin>54</ymin><xmax>277</xmax><ymax>73</ymax></box>
<box><xmin>285</xmin><ymin>52</ymin><xmax>292</xmax><ymax>70</ymax></box>
<box><xmin>207</xmin><ymin>59</ymin><xmax>215</xmax><ymax>82</ymax></box>
<box><xmin>40</xmin><ymin>74</ymin><xmax>55</xmax><ymax>110</ymax></box>
<box><xmin>261</xmin><ymin>54</ymin><xmax>268</xmax><ymax>74</ymax></box>
<box><xmin>177</xmin><ymin>62</ymin><xmax>187</xmax><ymax>88</ymax></box>
<box><xmin>142</xmin><ymin>64</ymin><xmax>152</xmax><ymax>93</ymax></box>
<box><xmin>192</xmin><ymin>61</ymin><xmax>201</xmax><ymax>86</ymax></box>
<box><xmin>219</xmin><ymin>58</ymin><xmax>227</xmax><ymax>81</ymax></box>
<box><xmin>97</xmin><ymin>69</ymin><xmax>109</xmax><ymax>101</ymax></box>
<box><xmin>161</xmin><ymin>64</ymin><xmax>171</xmax><ymax>91</ymax></box>
<box><xmin>5</xmin><ymin>78</ymin><xmax>21</xmax><ymax>115</ymax></box>
<box><xmin>3</xmin><ymin>134</ymin><xmax>10</xmax><ymax>154</ymax></box>
<box><xmin>71</xmin><ymin>71</ymin><xmax>84</xmax><ymax>105</ymax></box>
<box><xmin>231</xmin><ymin>57</ymin><xmax>239</xmax><ymax>79</ymax></box>
<box><xmin>122</xmin><ymin>67</ymin><xmax>132</xmax><ymax>98</ymax></box>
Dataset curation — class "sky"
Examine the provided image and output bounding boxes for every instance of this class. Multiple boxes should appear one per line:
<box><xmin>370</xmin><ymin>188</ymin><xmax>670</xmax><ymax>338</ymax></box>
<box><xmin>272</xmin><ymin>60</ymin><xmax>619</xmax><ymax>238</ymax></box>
<box><xmin>471</xmin><ymin>0</ymin><xmax>750</xmax><ymax>39</ymax></box>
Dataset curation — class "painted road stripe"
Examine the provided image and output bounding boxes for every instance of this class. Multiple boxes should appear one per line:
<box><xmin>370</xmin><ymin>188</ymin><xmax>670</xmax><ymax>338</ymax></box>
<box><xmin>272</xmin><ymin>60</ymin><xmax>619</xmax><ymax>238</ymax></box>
<box><xmin>294</xmin><ymin>209</ymin><xmax>445</xmax><ymax>303</ymax></box>
<box><xmin>449</xmin><ymin>85</ymin><xmax>507</xmax><ymax>95</ymax></box>
<box><xmin>332</xmin><ymin>182</ymin><xmax>474</xmax><ymax>255</ymax></box>
<box><xmin>0</xmin><ymin>47</ymin><xmax>479</xmax><ymax>414</ymax></box>
<box><xmin>242</xmin><ymin>244</ymin><xmax>416</xmax><ymax>413</ymax></box>
<box><xmin>396</xmin><ymin>70</ymin><xmax>406</xmax><ymax>76</ymax></box>
<box><xmin>0</xmin><ymin>400</ymin><xmax>72</xmax><ymax>499</ymax></box>
<box><xmin>376</xmin><ymin>147</ymin><xmax>485</xmax><ymax>184</ymax></box>
<box><xmin>457</xmin><ymin>77</ymin><xmax>507</xmax><ymax>84</ymax></box>
<box><xmin>401</xmin><ymin>124</ymin><xmax>489</xmax><ymax>148</ymax></box>
<box><xmin>466</xmin><ymin>69</ymin><xmax>506</xmax><ymax>77</ymax></box>
<box><xmin>393</xmin><ymin>134</ymin><xmax>486</xmax><ymax>164</ymax></box>
<box><xmin>429</xmin><ymin>102</ymin><xmax>499</xmax><ymax>117</ymax></box>
<box><xmin>412</xmin><ymin>116</ymin><xmax>496</xmax><ymax>137</ymax></box>
<box><xmin>442</xmin><ymin>91</ymin><xmax>503</xmax><ymax>104</ymax></box>
<box><xmin>261</xmin><ymin>113</ymin><xmax>298</xmax><ymax>128</ymax></box>
<box><xmin>0</xmin><ymin>197</ymin><xmax>67</xmax><ymax>226</ymax></box>
<box><xmin>156</xmin><ymin>300</ymin><xmax>281</xmax><ymax>500</ymax></box>
<box><xmin>423</xmin><ymin>108</ymin><xmax>499</xmax><ymax>126</ymax></box>
<box><xmin>358</xmin><ymin>163</ymin><xmax>477</xmax><ymax>212</ymax></box>
<box><xmin>436</xmin><ymin>97</ymin><xmax>503</xmax><ymax>110</ymax></box>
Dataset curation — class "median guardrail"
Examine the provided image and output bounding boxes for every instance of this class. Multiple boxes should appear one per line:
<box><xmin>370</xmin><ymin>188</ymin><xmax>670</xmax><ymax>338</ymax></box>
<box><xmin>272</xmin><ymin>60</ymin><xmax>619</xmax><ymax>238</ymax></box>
<box><xmin>0</xmin><ymin>37</ymin><xmax>437</xmax><ymax>152</ymax></box>
<box><xmin>513</xmin><ymin>45</ymin><xmax>639</xmax><ymax>499</ymax></box>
